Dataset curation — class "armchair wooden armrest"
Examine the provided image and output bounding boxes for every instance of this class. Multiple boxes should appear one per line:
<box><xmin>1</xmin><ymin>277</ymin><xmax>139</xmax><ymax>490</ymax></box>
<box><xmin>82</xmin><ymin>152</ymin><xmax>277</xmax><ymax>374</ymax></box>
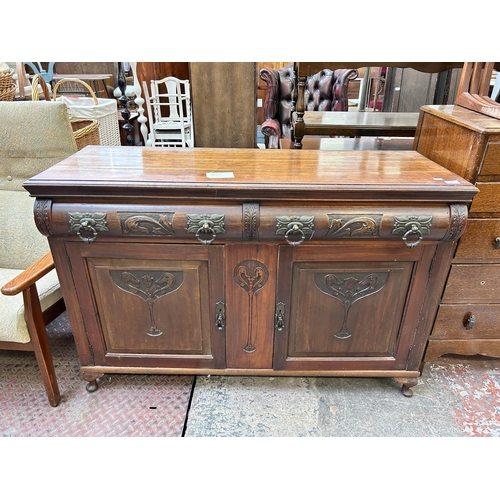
<box><xmin>1</xmin><ymin>252</ymin><xmax>55</xmax><ymax>296</ymax></box>
<box><xmin>1</xmin><ymin>251</ymin><xmax>64</xmax><ymax>407</ymax></box>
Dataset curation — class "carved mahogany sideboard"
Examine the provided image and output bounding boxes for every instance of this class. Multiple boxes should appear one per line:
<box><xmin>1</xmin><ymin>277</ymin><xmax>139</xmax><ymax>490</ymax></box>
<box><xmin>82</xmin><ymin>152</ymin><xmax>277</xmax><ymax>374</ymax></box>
<box><xmin>24</xmin><ymin>147</ymin><xmax>477</xmax><ymax>396</ymax></box>
<box><xmin>414</xmin><ymin>104</ymin><xmax>500</xmax><ymax>361</ymax></box>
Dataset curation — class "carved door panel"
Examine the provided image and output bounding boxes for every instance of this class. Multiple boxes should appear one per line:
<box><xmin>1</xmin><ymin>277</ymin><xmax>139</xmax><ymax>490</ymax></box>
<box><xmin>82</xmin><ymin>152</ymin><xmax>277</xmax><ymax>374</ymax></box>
<box><xmin>64</xmin><ymin>242</ymin><xmax>225</xmax><ymax>369</ymax></box>
<box><xmin>274</xmin><ymin>243</ymin><xmax>430</xmax><ymax>371</ymax></box>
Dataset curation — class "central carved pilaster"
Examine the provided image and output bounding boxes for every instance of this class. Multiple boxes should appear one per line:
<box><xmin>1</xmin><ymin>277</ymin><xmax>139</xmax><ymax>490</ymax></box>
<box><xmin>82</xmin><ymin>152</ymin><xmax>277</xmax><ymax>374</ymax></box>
<box><xmin>234</xmin><ymin>259</ymin><xmax>269</xmax><ymax>352</ymax></box>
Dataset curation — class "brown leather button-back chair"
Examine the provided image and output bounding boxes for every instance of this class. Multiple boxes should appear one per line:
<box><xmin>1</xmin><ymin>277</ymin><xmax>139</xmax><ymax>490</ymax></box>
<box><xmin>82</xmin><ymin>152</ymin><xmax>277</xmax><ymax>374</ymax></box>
<box><xmin>0</xmin><ymin>101</ymin><xmax>77</xmax><ymax>407</ymax></box>
<box><xmin>259</xmin><ymin>64</ymin><xmax>358</xmax><ymax>148</ymax></box>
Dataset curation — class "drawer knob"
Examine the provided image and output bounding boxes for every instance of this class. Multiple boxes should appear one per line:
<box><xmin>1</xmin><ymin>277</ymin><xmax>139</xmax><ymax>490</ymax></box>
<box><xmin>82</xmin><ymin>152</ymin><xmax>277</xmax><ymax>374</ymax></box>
<box><xmin>464</xmin><ymin>312</ymin><xmax>476</xmax><ymax>330</ymax></box>
<box><xmin>495</xmin><ymin>237</ymin><xmax>500</xmax><ymax>250</ymax></box>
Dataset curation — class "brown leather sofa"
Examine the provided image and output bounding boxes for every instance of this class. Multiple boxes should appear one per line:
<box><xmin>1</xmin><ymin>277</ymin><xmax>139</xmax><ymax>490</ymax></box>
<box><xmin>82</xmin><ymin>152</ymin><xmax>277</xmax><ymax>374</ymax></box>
<box><xmin>259</xmin><ymin>64</ymin><xmax>358</xmax><ymax>148</ymax></box>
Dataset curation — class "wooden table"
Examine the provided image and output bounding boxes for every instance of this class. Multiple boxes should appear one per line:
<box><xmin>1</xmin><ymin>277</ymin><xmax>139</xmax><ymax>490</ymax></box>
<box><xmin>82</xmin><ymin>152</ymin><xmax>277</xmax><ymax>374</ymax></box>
<box><xmin>24</xmin><ymin>146</ymin><xmax>477</xmax><ymax>397</ymax></box>
<box><xmin>280</xmin><ymin>137</ymin><xmax>414</xmax><ymax>150</ymax></box>
<box><xmin>292</xmin><ymin>111</ymin><xmax>419</xmax><ymax>148</ymax></box>
<box><xmin>52</xmin><ymin>73</ymin><xmax>113</xmax><ymax>98</ymax></box>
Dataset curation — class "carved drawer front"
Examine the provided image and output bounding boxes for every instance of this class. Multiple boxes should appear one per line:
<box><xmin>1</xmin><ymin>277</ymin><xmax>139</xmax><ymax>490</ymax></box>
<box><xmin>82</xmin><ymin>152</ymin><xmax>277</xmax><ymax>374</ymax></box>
<box><xmin>469</xmin><ymin>183</ymin><xmax>500</xmax><ymax>215</ymax></box>
<box><xmin>442</xmin><ymin>264</ymin><xmax>500</xmax><ymax>303</ymax></box>
<box><xmin>431</xmin><ymin>304</ymin><xmax>500</xmax><ymax>340</ymax></box>
<box><xmin>47</xmin><ymin>202</ymin><xmax>244</xmax><ymax>243</ymax></box>
<box><xmin>258</xmin><ymin>204</ymin><xmax>463</xmax><ymax>246</ymax></box>
<box><xmin>479</xmin><ymin>141</ymin><xmax>500</xmax><ymax>177</ymax></box>
<box><xmin>454</xmin><ymin>218</ymin><xmax>500</xmax><ymax>261</ymax></box>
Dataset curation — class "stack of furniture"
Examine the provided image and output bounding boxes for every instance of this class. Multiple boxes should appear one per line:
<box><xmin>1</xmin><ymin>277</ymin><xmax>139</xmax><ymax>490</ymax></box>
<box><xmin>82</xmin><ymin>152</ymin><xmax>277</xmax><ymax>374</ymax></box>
<box><xmin>291</xmin><ymin>62</ymin><xmax>463</xmax><ymax>149</ymax></box>
<box><xmin>414</xmin><ymin>63</ymin><xmax>500</xmax><ymax>361</ymax></box>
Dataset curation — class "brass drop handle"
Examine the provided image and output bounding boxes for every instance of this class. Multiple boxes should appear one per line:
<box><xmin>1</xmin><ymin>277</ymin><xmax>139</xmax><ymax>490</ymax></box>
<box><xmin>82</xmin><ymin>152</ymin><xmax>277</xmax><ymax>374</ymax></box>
<box><xmin>196</xmin><ymin>220</ymin><xmax>216</xmax><ymax>245</ymax></box>
<box><xmin>495</xmin><ymin>237</ymin><xmax>500</xmax><ymax>250</ymax></box>
<box><xmin>402</xmin><ymin>223</ymin><xmax>423</xmax><ymax>248</ymax></box>
<box><xmin>284</xmin><ymin>223</ymin><xmax>306</xmax><ymax>246</ymax></box>
<box><xmin>77</xmin><ymin>220</ymin><xmax>98</xmax><ymax>243</ymax></box>
<box><xmin>69</xmin><ymin>211</ymin><xmax>108</xmax><ymax>243</ymax></box>
<box><xmin>186</xmin><ymin>214</ymin><xmax>225</xmax><ymax>245</ymax></box>
<box><xmin>464</xmin><ymin>312</ymin><xmax>476</xmax><ymax>330</ymax></box>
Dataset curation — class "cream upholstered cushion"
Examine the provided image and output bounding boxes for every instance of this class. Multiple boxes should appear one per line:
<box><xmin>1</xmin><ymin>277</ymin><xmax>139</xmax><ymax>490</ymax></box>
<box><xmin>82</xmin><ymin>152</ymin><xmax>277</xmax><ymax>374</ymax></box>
<box><xmin>0</xmin><ymin>191</ymin><xmax>51</xmax><ymax>270</ymax></box>
<box><xmin>0</xmin><ymin>101</ymin><xmax>77</xmax><ymax>192</ymax></box>
<box><xmin>0</xmin><ymin>268</ymin><xmax>62</xmax><ymax>343</ymax></box>
<box><xmin>0</xmin><ymin>101</ymin><xmax>76</xmax><ymax>268</ymax></box>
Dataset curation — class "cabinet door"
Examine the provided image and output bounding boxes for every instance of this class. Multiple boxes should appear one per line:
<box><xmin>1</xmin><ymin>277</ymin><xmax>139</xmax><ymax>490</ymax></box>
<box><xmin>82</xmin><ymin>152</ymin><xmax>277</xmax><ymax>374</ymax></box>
<box><xmin>64</xmin><ymin>242</ymin><xmax>225</xmax><ymax>369</ymax></box>
<box><xmin>274</xmin><ymin>243</ymin><xmax>433</xmax><ymax>372</ymax></box>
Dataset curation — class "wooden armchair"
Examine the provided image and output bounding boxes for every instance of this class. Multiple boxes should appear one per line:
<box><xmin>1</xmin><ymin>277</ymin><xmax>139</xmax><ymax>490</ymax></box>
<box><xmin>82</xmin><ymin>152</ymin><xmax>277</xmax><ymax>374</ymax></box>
<box><xmin>0</xmin><ymin>101</ymin><xmax>77</xmax><ymax>407</ymax></box>
<box><xmin>259</xmin><ymin>64</ymin><xmax>358</xmax><ymax>148</ymax></box>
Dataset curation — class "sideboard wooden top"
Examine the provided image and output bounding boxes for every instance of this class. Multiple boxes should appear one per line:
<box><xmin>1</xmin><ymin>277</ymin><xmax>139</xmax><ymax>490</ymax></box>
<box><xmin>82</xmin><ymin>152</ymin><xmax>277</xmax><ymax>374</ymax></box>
<box><xmin>24</xmin><ymin>146</ymin><xmax>477</xmax><ymax>203</ymax></box>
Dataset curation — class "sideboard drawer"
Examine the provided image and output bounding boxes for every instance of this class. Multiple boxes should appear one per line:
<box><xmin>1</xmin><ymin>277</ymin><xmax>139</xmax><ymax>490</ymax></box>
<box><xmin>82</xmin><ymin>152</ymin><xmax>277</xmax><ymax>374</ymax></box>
<box><xmin>258</xmin><ymin>204</ymin><xmax>457</xmax><ymax>244</ymax></box>
<box><xmin>442</xmin><ymin>264</ymin><xmax>500</xmax><ymax>303</ymax></box>
<box><xmin>432</xmin><ymin>303</ymin><xmax>500</xmax><ymax>340</ymax></box>
<box><xmin>49</xmin><ymin>202</ymin><xmax>245</xmax><ymax>242</ymax></box>
<box><xmin>454</xmin><ymin>218</ymin><xmax>500</xmax><ymax>260</ymax></box>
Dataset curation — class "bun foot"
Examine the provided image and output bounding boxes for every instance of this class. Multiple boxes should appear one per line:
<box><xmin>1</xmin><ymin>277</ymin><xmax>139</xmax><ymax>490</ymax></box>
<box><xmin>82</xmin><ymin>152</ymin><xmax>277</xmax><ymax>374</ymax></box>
<box><xmin>85</xmin><ymin>380</ymin><xmax>99</xmax><ymax>393</ymax></box>
<box><xmin>393</xmin><ymin>377</ymin><xmax>418</xmax><ymax>397</ymax></box>
<box><xmin>82</xmin><ymin>372</ymin><xmax>105</xmax><ymax>393</ymax></box>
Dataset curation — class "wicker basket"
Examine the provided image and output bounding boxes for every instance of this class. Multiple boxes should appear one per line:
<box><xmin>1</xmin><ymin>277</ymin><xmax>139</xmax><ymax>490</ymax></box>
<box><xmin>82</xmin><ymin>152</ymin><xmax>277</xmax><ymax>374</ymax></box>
<box><xmin>53</xmin><ymin>78</ymin><xmax>121</xmax><ymax>146</ymax></box>
<box><xmin>31</xmin><ymin>74</ymin><xmax>100</xmax><ymax>150</ymax></box>
<box><xmin>0</xmin><ymin>68</ymin><xmax>16</xmax><ymax>101</ymax></box>
<box><xmin>71</xmin><ymin>119</ymin><xmax>100</xmax><ymax>150</ymax></box>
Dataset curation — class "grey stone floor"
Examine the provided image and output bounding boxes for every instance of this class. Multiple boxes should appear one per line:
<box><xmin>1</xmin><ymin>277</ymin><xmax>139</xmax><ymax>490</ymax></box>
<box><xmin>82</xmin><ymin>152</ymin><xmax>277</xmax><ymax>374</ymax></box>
<box><xmin>184</xmin><ymin>355</ymin><xmax>500</xmax><ymax>437</ymax></box>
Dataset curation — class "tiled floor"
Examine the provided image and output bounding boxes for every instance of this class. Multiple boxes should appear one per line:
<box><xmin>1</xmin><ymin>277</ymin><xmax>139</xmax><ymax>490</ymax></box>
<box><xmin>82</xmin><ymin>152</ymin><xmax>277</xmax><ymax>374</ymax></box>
<box><xmin>185</xmin><ymin>357</ymin><xmax>500</xmax><ymax>437</ymax></box>
<box><xmin>2</xmin><ymin>312</ymin><xmax>500</xmax><ymax>437</ymax></box>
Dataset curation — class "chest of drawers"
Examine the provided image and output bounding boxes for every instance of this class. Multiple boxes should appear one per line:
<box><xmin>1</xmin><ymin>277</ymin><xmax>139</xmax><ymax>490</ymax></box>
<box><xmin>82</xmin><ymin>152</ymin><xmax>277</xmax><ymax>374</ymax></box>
<box><xmin>414</xmin><ymin>105</ymin><xmax>500</xmax><ymax>361</ymax></box>
<box><xmin>24</xmin><ymin>146</ymin><xmax>477</xmax><ymax>396</ymax></box>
